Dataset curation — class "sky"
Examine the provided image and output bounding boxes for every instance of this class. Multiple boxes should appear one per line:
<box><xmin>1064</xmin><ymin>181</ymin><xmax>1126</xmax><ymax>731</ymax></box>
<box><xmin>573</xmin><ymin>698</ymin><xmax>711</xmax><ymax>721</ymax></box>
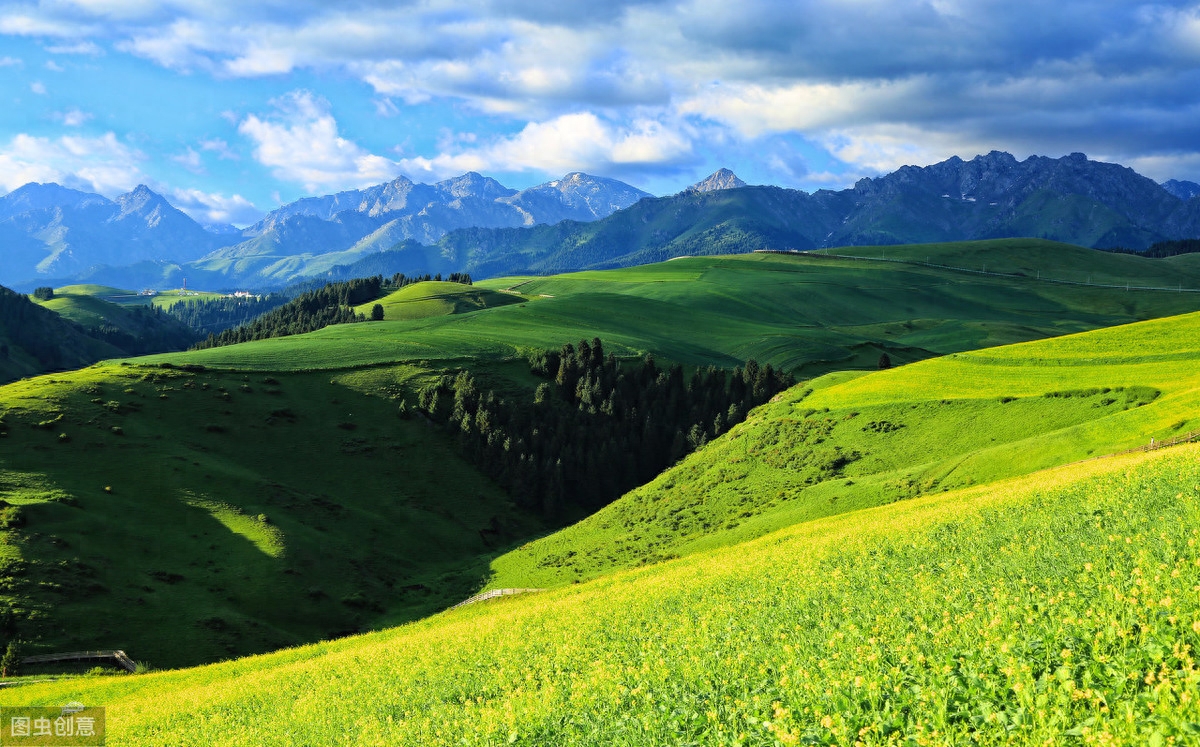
<box><xmin>0</xmin><ymin>0</ymin><xmax>1198</xmax><ymax>227</ymax></box>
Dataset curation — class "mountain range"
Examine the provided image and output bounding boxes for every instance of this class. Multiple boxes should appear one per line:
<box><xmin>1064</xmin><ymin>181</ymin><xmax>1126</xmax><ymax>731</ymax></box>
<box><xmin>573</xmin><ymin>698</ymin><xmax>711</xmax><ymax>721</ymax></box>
<box><xmin>0</xmin><ymin>172</ymin><xmax>651</xmax><ymax>289</ymax></box>
<box><xmin>3</xmin><ymin>151</ymin><xmax>1199</xmax><ymax>290</ymax></box>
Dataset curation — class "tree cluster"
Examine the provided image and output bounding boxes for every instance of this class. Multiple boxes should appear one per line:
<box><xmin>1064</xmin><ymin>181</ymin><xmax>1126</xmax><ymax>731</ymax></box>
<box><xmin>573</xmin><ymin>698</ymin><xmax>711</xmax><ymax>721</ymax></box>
<box><xmin>382</xmin><ymin>272</ymin><xmax>471</xmax><ymax>291</ymax></box>
<box><xmin>1104</xmin><ymin>239</ymin><xmax>1200</xmax><ymax>258</ymax></box>
<box><xmin>415</xmin><ymin>338</ymin><xmax>793</xmax><ymax>518</ymax></box>
<box><xmin>86</xmin><ymin>304</ymin><xmax>200</xmax><ymax>354</ymax></box>
<box><xmin>192</xmin><ymin>277</ymin><xmax>381</xmax><ymax>349</ymax></box>
<box><xmin>164</xmin><ymin>294</ymin><xmax>289</xmax><ymax>336</ymax></box>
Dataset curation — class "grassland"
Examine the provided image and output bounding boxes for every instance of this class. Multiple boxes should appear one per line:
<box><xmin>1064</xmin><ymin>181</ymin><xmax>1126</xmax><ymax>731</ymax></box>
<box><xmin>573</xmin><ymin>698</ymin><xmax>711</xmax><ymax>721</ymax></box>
<box><xmin>351</xmin><ymin>281</ymin><xmax>523</xmax><ymax>321</ymax></box>
<box><xmin>134</xmin><ymin>241</ymin><xmax>1200</xmax><ymax>376</ymax></box>
<box><xmin>490</xmin><ymin>309</ymin><xmax>1200</xmax><ymax>589</ymax></box>
<box><xmin>827</xmin><ymin>239</ymin><xmax>1200</xmax><ymax>288</ymax></box>
<box><xmin>49</xmin><ymin>284</ymin><xmax>233</xmax><ymax>310</ymax></box>
<box><xmin>0</xmin><ymin>363</ymin><xmax>543</xmax><ymax>667</ymax></box>
<box><xmin>3</xmin><ymin>442</ymin><xmax>1199</xmax><ymax>744</ymax></box>
<box><xmin>7</xmin><ymin>239</ymin><xmax>1200</xmax><ymax>674</ymax></box>
<box><xmin>33</xmin><ymin>289</ymin><xmax>148</xmax><ymax>329</ymax></box>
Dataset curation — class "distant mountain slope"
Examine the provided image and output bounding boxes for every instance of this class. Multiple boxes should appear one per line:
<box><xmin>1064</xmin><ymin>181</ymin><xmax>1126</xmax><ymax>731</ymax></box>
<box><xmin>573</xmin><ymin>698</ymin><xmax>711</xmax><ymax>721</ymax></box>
<box><xmin>0</xmin><ymin>183</ymin><xmax>237</xmax><ymax>286</ymax></box>
<box><xmin>439</xmin><ymin>185</ymin><xmax>835</xmax><ymax>277</ymax></box>
<box><xmin>195</xmin><ymin>172</ymin><xmax>652</xmax><ymax>283</ymax></box>
<box><xmin>15</xmin><ymin>152</ymin><xmax>1200</xmax><ymax>290</ymax></box>
<box><xmin>1163</xmin><ymin>179</ymin><xmax>1200</xmax><ymax>200</ymax></box>
<box><xmin>435</xmin><ymin>152</ymin><xmax>1200</xmax><ymax>278</ymax></box>
<box><xmin>0</xmin><ymin>173</ymin><xmax>649</xmax><ymax>290</ymax></box>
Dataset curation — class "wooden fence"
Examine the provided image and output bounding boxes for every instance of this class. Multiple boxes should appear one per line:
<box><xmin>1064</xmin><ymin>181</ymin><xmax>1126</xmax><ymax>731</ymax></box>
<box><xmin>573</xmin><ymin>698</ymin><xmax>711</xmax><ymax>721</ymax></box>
<box><xmin>21</xmin><ymin>649</ymin><xmax>137</xmax><ymax>673</ymax></box>
<box><xmin>449</xmin><ymin>588</ymin><xmax>543</xmax><ymax>610</ymax></box>
<box><xmin>1097</xmin><ymin>429</ymin><xmax>1200</xmax><ymax>460</ymax></box>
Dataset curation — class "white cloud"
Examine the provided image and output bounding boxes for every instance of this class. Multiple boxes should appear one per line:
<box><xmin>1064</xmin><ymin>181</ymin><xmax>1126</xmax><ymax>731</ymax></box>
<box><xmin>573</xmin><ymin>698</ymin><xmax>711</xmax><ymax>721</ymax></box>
<box><xmin>30</xmin><ymin>80</ymin><xmax>46</xmax><ymax>95</ymax></box>
<box><xmin>169</xmin><ymin>187</ymin><xmax>261</xmax><ymax>227</ymax></box>
<box><xmin>200</xmin><ymin>138</ymin><xmax>238</xmax><ymax>160</ymax></box>
<box><xmin>397</xmin><ymin>112</ymin><xmax>694</xmax><ymax>180</ymax></box>
<box><xmin>171</xmin><ymin>147</ymin><xmax>204</xmax><ymax>173</ymax></box>
<box><xmin>0</xmin><ymin>131</ymin><xmax>146</xmax><ymax>195</ymax></box>
<box><xmin>45</xmin><ymin>41</ymin><xmax>103</xmax><ymax>55</ymax></box>
<box><xmin>818</xmin><ymin>126</ymin><xmax>975</xmax><ymax>175</ymax></box>
<box><xmin>116</xmin><ymin>19</ymin><xmax>218</xmax><ymax>72</ymax></box>
<box><xmin>678</xmin><ymin>79</ymin><xmax>929</xmax><ymax>139</ymax></box>
<box><xmin>237</xmin><ymin>91</ymin><xmax>402</xmax><ymax>192</ymax></box>
<box><xmin>0</xmin><ymin>12</ymin><xmax>90</xmax><ymax>38</ymax></box>
<box><xmin>1110</xmin><ymin>152</ymin><xmax>1200</xmax><ymax>185</ymax></box>
<box><xmin>55</xmin><ymin>108</ymin><xmax>93</xmax><ymax>127</ymax></box>
<box><xmin>0</xmin><ymin>56</ymin><xmax>21</xmax><ymax>67</ymax></box>
<box><xmin>373</xmin><ymin>97</ymin><xmax>399</xmax><ymax>117</ymax></box>
<box><xmin>3</xmin><ymin>0</ymin><xmax>1200</xmax><ymax>186</ymax></box>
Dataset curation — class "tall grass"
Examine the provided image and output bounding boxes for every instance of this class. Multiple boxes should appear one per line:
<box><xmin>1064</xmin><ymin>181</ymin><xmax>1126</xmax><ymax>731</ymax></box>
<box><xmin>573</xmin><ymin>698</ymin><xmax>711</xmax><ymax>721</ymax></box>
<box><xmin>3</xmin><ymin>447</ymin><xmax>1199</xmax><ymax>745</ymax></box>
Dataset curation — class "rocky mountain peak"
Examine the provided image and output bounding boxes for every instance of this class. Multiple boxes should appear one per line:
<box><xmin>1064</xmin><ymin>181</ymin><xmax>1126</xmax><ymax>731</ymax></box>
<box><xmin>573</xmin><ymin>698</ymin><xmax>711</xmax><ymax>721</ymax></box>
<box><xmin>436</xmin><ymin>172</ymin><xmax>516</xmax><ymax>201</ymax></box>
<box><xmin>1163</xmin><ymin>179</ymin><xmax>1200</xmax><ymax>201</ymax></box>
<box><xmin>688</xmin><ymin>169</ymin><xmax>748</xmax><ymax>193</ymax></box>
<box><xmin>0</xmin><ymin>183</ymin><xmax>108</xmax><ymax>220</ymax></box>
<box><xmin>116</xmin><ymin>184</ymin><xmax>168</xmax><ymax>214</ymax></box>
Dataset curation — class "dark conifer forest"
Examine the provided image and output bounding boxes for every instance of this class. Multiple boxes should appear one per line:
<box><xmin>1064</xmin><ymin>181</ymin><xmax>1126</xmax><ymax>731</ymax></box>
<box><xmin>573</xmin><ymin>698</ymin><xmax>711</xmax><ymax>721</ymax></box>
<box><xmin>415</xmin><ymin>338</ymin><xmax>793</xmax><ymax>517</ymax></box>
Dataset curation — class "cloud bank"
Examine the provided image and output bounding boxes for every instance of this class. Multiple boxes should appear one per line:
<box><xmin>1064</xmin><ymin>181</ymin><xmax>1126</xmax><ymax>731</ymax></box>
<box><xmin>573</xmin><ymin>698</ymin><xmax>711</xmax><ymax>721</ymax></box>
<box><xmin>1</xmin><ymin>0</ymin><xmax>1199</xmax><ymax>190</ymax></box>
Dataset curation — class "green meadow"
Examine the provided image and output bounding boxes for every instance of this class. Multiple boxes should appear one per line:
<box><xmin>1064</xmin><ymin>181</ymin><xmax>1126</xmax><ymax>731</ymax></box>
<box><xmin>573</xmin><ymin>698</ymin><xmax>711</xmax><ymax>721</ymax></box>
<box><xmin>0</xmin><ymin>365</ymin><xmax>542</xmax><ymax>667</ymax></box>
<box><xmin>5</xmin><ymin>239</ymin><xmax>1200</xmax><ymax>734</ymax></box>
<box><xmin>3</xmin><ymin>441</ymin><xmax>1199</xmax><ymax>745</ymax></box>
<box><xmin>351</xmin><ymin>280</ymin><xmax>523</xmax><ymax>320</ymax></box>
<box><xmin>135</xmin><ymin>240</ymin><xmax>1200</xmax><ymax>376</ymax></box>
<box><xmin>490</xmin><ymin>309</ymin><xmax>1200</xmax><ymax>589</ymax></box>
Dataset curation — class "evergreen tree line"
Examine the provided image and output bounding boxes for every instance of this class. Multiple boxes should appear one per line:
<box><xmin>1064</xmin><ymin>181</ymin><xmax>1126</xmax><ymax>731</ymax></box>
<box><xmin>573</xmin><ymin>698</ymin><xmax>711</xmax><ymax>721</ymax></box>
<box><xmin>411</xmin><ymin>338</ymin><xmax>793</xmax><ymax>517</ymax></box>
<box><xmin>1104</xmin><ymin>239</ymin><xmax>1200</xmax><ymax>258</ymax></box>
<box><xmin>191</xmin><ymin>277</ymin><xmax>382</xmax><ymax>349</ymax></box>
<box><xmin>164</xmin><ymin>294</ymin><xmax>289</xmax><ymax>336</ymax></box>
<box><xmin>381</xmin><ymin>272</ymin><xmax>471</xmax><ymax>291</ymax></box>
<box><xmin>85</xmin><ymin>304</ymin><xmax>200</xmax><ymax>354</ymax></box>
<box><xmin>0</xmin><ymin>286</ymin><xmax>78</xmax><ymax>369</ymax></box>
<box><xmin>186</xmin><ymin>272</ymin><xmax>474</xmax><ymax>348</ymax></box>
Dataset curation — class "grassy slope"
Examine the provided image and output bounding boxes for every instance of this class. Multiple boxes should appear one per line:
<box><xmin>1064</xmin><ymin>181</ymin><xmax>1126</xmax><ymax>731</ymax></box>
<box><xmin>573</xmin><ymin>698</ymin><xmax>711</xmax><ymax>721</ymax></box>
<box><xmin>822</xmin><ymin>238</ymin><xmax>1200</xmax><ymax>287</ymax></box>
<box><xmin>31</xmin><ymin>289</ymin><xmax>199</xmax><ymax>353</ymax></box>
<box><xmin>490</xmin><ymin>309</ymin><xmax>1200</xmax><ymax>589</ymax></box>
<box><xmin>5</xmin><ymin>444</ymin><xmax>1200</xmax><ymax>745</ymax></box>
<box><xmin>0</xmin><ymin>364</ymin><xmax>542</xmax><ymax>668</ymax></box>
<box><xmin>134</xmin><ymin>243</ymin><xmax>1200</xmax><ymax>376</ymax></box>
<box><xmin>350</xmin><ymin>281</ymin><xmax>523</xmax><ymax>321</ymax></box>
<box><xmin>52</xmin><ymin>284</ymin><xmax>228</xmax><ymax>310</ymax></box>
<box><xmin>7</xmin><ymin>241</ymin><xmax>1200</xmax><ymax>669</ymax></box>
<box><xmin>34</xmin><ymin>292</ymin><xmax>143</xmax><ymax>329</ymax></box>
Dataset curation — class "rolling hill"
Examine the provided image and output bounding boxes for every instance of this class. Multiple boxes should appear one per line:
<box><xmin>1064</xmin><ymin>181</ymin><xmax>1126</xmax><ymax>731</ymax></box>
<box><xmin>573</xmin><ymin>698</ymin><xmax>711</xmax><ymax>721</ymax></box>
<box><xmin>4</xmin><ymin>321</ymin><xmax>1200</xmax><ymax>743</ymax></box>
<box><xmin>30</xmin><ymin>286</ymin><xmax>200</xmax><ymax>356</ymax></box>
<box><xmin>139</xmin><ymin>240</ymin><xmax>1200</xmax><ymax>376</ymax></box>
<box><xmin>0</xmin><ymin>286</ymin><xmax>121</xmax><ymax>383</ymax></box>
<box><xmin>489</xmin><ymin>308</ymin><xmax>1200</xmax><ymax>589</ymax></box>
<box><xmin>3</xmin><ymin>240</ymin><xmax>1200</xmax><ymax>670</ymax></box>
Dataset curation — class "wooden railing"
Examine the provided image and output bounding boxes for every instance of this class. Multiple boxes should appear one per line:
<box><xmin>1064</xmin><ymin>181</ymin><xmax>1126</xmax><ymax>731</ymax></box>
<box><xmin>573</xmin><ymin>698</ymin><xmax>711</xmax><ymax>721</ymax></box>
<box><xmin>1098</xmin><ymin>429</ymin><xmax>1200</xmax><ymax>459</ymax></box>
<box><xmin>21</xmin><ymin>649</ymin><xmax>137</xmax><ymax>673</ymax></box>
<box><xmin>449</xmin><ymin>588</ymin><xmax>543</xmax><ymax>610</ymax></box>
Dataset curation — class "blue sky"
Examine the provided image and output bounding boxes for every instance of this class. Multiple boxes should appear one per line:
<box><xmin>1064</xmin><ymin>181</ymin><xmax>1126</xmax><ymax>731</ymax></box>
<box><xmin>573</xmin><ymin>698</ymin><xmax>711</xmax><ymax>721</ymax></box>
<box><xmin>0</xmin><ymin>0</ymin><xmax>1198</xmax><ymax>227</ymax></box>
